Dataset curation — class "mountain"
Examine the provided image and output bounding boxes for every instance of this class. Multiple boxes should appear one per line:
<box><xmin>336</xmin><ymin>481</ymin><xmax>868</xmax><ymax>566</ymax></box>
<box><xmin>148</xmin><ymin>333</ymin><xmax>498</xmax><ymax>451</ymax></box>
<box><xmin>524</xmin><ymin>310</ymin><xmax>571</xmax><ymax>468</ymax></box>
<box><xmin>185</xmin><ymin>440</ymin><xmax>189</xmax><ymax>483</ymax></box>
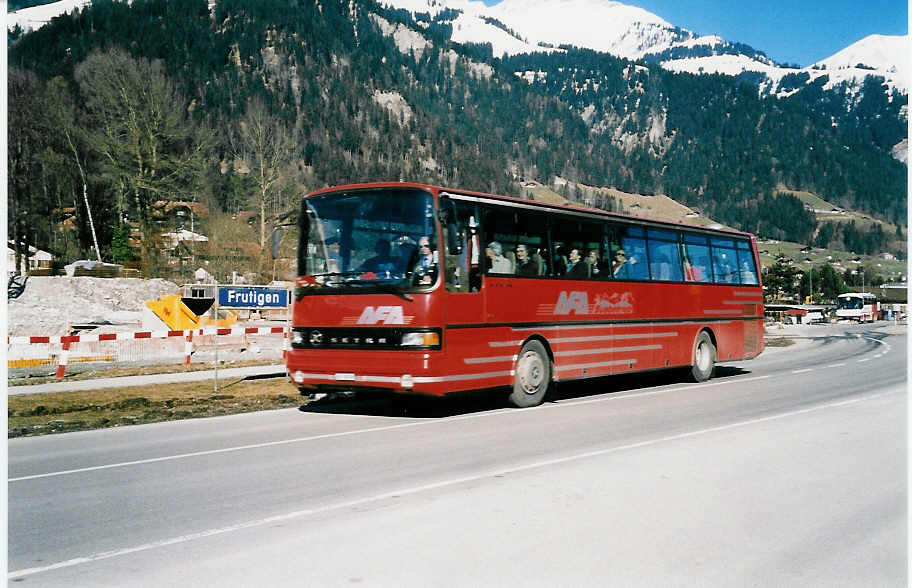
<box><xmin>381</xmin><ymin>0</ymin><xmax>908</xmax><ymax>159</ymax></box>
<box><xmin>7</xmin><ymin>0</ymin><xmax>907</xmax><ymax>264</ymax></box>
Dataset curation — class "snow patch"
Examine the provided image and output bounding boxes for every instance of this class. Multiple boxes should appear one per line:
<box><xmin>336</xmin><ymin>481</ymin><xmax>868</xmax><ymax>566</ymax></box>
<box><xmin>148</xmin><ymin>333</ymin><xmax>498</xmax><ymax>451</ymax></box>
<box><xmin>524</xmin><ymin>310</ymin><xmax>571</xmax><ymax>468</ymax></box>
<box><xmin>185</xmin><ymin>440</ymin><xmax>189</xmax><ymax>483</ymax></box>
<box><xmin>8</xmin><ymin>0</ymin><xmax>91</xmax><ymax>32</ymax></box>
<box><xmin>892</xmin><ymin>138</ymin><xmax>908</xmax><ymax>164</ymax></box>
<box><xmin>7</xmin><ymin>277</ymin><xmax>179</xmax><ymax>337</ymax></box>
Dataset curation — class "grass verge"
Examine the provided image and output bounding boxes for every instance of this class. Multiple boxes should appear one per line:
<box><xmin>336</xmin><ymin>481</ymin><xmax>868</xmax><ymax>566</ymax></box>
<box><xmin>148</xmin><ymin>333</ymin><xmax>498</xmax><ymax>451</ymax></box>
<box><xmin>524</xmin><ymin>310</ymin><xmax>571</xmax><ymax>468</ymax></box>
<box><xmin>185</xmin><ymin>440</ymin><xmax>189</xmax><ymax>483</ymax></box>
<box><xmin>8</xmin><ymin>377</ymin><xmax>302</xmax><ymax>438</ymax></box>
<box><xmin>8</xmin><ymin>359</ymin><xmax>280</xmax><ymax>386</ymax></box>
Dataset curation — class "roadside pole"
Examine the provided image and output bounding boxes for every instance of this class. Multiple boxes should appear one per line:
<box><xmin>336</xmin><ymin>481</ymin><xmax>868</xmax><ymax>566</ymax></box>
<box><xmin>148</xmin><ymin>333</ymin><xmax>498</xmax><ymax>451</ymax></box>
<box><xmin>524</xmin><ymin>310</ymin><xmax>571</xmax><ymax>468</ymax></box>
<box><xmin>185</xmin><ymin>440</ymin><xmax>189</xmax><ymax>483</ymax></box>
<box><xmin>214</xmin><ymin>288</ymin><xmax>219</xmax><ymax>393</ymax></box>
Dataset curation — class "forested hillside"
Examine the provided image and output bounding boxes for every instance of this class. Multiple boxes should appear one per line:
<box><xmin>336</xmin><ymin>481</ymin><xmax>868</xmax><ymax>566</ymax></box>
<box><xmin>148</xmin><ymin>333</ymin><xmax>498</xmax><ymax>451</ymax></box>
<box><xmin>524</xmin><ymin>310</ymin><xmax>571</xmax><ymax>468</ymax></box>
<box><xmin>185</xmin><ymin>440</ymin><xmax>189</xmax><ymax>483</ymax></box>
<box><xmin>7</xmin><ymin>0</ymin><xmax>907</xmax><ymax>273</ymax></box>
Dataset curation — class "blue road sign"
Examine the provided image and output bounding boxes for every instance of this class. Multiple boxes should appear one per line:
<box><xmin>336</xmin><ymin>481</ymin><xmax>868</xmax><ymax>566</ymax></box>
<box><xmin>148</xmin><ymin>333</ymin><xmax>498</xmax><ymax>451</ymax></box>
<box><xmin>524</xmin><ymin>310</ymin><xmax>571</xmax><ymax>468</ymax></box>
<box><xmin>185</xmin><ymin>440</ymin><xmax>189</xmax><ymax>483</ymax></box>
<box><xmin>218</xmin><ymin>286</ymin><xmax>289</xmax><ymax>308</ymax></box>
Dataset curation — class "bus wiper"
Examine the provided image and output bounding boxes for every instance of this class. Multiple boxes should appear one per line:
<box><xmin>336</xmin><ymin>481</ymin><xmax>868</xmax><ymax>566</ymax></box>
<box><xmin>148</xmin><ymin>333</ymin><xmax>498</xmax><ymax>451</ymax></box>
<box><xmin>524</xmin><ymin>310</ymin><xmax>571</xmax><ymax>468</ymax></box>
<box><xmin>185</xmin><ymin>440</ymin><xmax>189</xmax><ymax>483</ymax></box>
<box><xmin>345</xmin><ymin>280</ymin><xmax>414</xmax><ymax>301</ymax></box>
<box><xmin>375</xmin><ymin>283</ymin><xmax>413</xmax><ymax>301</ymax></box>
<box><xmin>312</xmin><ymin>271</ymin><xmax>364</xmax><ymax>278</ymax></box>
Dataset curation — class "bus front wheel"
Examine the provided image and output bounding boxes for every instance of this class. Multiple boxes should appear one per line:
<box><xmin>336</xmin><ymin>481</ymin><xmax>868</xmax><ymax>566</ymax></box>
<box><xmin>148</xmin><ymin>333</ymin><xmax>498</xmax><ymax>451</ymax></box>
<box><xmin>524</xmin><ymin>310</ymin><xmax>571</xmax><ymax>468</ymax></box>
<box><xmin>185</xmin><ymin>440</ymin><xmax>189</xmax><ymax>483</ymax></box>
<box><xmin>509</xmin><ymin>340</ymin><xmax>551</xmax><ymax>408</ymax></box>
<box><xmin>690</xmin><ymin>332</ymin><xmax>716</xmax><ymax>382</ymax></box>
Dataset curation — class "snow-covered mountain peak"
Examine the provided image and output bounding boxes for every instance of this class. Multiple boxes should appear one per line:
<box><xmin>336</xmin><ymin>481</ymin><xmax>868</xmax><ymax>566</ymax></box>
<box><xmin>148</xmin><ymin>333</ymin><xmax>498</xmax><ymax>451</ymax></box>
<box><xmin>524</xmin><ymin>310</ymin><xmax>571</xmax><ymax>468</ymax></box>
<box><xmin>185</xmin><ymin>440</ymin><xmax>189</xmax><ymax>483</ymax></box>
<box><xmin>814</xmin><ymin>34</ymin><xmax>909</xmax><ymax>77</ymax></box>
<box><xmin>487</xmin><ymin>0</ymin><xmax>683</xmax><ymax>58</ymax></box>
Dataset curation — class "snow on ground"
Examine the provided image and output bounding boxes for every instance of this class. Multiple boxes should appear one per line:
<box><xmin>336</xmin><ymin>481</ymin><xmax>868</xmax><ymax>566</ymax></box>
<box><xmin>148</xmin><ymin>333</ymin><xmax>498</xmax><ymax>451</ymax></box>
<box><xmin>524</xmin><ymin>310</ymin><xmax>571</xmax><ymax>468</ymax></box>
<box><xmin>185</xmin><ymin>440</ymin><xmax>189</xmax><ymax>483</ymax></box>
<box><xmin>7</xmin><ymin>0</ymin><xmax>91</xmax><ymax>32</ymax></box>
<box><xmin>7</xmin><ymin>277</ymin><xmax>179</xmax><ymax>336</ymax></box>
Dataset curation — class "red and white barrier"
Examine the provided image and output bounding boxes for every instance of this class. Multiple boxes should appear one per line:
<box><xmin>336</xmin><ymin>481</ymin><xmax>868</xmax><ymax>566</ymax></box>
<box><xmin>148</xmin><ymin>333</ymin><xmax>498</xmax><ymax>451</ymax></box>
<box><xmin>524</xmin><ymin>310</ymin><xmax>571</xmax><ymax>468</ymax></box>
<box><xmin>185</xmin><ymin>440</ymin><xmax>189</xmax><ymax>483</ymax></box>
<box><xmin>8</xmin><ymin>326</ymin><xmax>288</xmax><ymax>379</ymax></box>
<box><xmin>55</xmin><ymin>339</ymin><xmax>71</xmax><ymax>379</ymax></box>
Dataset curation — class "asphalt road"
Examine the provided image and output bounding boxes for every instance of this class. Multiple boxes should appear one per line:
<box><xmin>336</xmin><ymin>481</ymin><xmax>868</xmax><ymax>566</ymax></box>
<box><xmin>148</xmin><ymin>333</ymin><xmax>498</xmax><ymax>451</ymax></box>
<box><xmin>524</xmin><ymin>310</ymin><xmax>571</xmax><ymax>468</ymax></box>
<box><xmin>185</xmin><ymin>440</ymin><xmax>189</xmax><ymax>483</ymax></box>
<box><xmin>8</xmin><ymin>324</ymin><xmax>907</xmax><ymax>586</ymax></box>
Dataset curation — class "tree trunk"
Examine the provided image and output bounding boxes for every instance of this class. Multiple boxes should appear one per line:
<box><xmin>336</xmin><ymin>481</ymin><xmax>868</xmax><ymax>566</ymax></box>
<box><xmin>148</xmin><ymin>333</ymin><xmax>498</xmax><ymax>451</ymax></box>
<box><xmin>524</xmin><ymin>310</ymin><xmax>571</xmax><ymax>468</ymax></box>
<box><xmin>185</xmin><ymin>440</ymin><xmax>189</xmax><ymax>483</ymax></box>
<box><xmin>260</xmin><ymin>187</ymin><xmax>267</xmax><ymax>249</ymax></box>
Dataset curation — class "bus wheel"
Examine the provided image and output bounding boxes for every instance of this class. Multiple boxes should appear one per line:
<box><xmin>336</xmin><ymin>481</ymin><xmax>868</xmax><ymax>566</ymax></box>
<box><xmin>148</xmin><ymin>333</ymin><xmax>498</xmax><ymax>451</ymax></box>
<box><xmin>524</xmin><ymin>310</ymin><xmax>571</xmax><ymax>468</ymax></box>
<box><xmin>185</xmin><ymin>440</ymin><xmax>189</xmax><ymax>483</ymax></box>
<box><xmin>690</xmin><ymin>332</ymin><xmax>716</xmax><ymax>382</ymax></box>
<box><xmin>509</xmin><ymin>340</ymin><xmax>551</xmax><ymax>408</ymax></box>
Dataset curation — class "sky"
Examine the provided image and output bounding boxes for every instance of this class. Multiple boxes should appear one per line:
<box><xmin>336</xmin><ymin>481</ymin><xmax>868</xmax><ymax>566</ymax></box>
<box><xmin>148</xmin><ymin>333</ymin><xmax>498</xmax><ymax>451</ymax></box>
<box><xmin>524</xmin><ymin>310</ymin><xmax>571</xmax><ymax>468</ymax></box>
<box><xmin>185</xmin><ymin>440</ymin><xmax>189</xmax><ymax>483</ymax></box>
<box><xmin>483</xmin><ymin>0</ymin><xmax>909</xmax><ymax>66</ymax></box>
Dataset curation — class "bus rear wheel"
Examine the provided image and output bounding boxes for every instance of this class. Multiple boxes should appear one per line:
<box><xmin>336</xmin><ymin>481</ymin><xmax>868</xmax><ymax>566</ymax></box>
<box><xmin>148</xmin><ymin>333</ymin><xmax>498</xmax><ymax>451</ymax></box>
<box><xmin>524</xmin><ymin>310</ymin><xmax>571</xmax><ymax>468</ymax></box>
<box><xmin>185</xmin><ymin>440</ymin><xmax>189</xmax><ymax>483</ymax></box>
<box><xmin>690</xmin><ymin>332</ymin><xmax>716</xmax><ymax>382</ymax></box>
<box><xmin>509</xmin><ymin>340</ymin><xmax>551</xmax><ymax>408</ymax></box>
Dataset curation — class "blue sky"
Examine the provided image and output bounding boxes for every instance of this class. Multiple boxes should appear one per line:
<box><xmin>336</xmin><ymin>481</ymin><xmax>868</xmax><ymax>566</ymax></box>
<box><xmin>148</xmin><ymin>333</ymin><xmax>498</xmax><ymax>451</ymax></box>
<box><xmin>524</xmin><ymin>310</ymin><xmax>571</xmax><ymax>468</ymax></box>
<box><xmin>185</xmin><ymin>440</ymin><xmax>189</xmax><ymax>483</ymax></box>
<box><xmin>483</xmin><ymin>0</ymin><xmax>908</xmax><ymax>66</ymax></box>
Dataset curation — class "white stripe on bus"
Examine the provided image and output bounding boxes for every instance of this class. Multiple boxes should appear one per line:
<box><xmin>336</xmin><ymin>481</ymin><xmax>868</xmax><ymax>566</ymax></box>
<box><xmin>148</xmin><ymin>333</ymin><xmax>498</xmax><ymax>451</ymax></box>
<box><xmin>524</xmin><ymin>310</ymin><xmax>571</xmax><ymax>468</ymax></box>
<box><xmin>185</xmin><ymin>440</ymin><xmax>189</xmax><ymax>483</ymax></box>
<box><xmin>294</xmin><ymin>371</ymin><xmax>515</xmax><ymax>384</ymax></box>
<box><xmin>557</xmin><ymin>359</ymin><xmax>635</xmax><ymax>371</ymax></box>
<box><xmin>554</xmin><ymin>345</ymin><xmax>661</xmax><ymax>357</ymax></box>
<box><xmin>464</xmin><ymin>355</ymin><xmax>518</xmax><ymax>364</ymax></box>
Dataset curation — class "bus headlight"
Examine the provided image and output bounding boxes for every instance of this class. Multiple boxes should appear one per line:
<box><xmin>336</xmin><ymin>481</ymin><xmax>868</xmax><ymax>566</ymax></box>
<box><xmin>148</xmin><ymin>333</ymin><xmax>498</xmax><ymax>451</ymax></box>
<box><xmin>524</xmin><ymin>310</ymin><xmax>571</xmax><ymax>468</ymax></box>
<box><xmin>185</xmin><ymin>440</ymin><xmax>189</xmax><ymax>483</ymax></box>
<box><xmin>401</xmin><ymin>332</ymin><xmax>440</xmax><ymax>347</ymax></box>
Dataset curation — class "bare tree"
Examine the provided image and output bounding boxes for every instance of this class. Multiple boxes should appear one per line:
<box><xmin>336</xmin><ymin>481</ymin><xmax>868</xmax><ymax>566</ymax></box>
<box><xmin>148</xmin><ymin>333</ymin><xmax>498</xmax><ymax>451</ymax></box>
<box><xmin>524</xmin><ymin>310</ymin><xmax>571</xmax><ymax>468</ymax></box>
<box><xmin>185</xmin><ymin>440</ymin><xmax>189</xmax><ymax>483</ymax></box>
<box><xmin>45</xmin><ymin>76</ymin><xmax>101</xmax><ymax>261</ymax></box>
<box><xmin>74</xmin><ymin>48</ymin><xmax>209</xmax><ymax>268</ymax></box>
<box><xmin>8</xmin><ymin>69</ymin><xmax>50</xmax><ymax>274</ymax></box>
<box><xmin>231</xmin><ymin>98</ymin><xmax>294</xmax><ymax>248</ymax></box>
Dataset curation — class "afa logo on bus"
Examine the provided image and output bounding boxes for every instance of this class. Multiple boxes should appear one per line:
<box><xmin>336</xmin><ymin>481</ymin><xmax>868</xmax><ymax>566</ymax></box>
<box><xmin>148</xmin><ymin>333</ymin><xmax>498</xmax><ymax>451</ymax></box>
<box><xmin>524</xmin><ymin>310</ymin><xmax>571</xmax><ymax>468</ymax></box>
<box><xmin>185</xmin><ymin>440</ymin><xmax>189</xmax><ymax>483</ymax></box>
<box><xmin>553</xmin><ymin>291</ymin><xmax>634</xmax><ymax>315</ymax></box>
<box><xmin>357</xmin><ymin>305</ymin><xmax>406</xmax><ymax>325</ymax></box>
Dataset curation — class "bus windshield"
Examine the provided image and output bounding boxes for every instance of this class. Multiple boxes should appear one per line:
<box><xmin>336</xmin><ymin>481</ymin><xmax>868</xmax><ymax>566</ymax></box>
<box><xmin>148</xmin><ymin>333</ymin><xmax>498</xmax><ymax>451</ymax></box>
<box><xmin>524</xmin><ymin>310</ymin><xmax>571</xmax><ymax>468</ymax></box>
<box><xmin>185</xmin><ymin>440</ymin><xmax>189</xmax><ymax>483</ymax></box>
<box><xmin>298</xmin><ymin>188</ymin><xmax>439</xmax><ymax>294</ymax></box>
<box><xmin>837</xmin><ymin>296</ymin><xmax>868</xmax><ymax>310</ymax></box>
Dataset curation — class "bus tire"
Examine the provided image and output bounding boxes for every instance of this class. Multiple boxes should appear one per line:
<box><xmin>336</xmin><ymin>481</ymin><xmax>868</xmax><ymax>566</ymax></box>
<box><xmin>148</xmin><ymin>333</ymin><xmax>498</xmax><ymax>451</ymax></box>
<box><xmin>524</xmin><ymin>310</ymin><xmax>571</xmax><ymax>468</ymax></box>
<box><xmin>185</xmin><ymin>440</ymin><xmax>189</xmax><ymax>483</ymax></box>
<box><xmin>509</xmin><ymin>340</ymin><xmax>551</xmax><ymax>408</ymax></box>
<box><xmin>690</xmin><ymin>332</ymin><xmax>716</xmax><ymax>382</ymax></box>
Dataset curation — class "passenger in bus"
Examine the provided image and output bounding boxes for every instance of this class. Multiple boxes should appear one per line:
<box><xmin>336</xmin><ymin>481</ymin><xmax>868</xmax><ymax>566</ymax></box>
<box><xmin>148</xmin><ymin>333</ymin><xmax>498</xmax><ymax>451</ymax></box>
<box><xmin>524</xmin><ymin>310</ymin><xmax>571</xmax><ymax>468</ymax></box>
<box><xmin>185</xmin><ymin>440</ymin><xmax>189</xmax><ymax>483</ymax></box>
<box><xmin>611</xmin><ymin>249</ymin><xmax>628</xmax><ymax>277</ymax></box>
<box><xmin>564</xmin><ymin>248</ymin><xmax>589</xmax><ymax>278</ymax></box>
<box><xmin>514</xmin><ymin>244</ymin><xmax>538</xmax><ymax>276</ymax></box>
<box><xmin>416</xmin><ymin>236</ymin><xmax>438</xmax><ymax>284</ymax></box>
<box><xmin>714</xmin><ymin>252</ymin><xmax>735</xmax><ymax>283</ymax></box>
<box><xmin>586</xmin><ymin>250</ymin><xmax>601</xmax><ymax>277</ymax></box>
<box><xmin>486</xmin><ymin>241</ymin><xmax>512</xmax><ymax>274</ymax></box>
<box><xmin>683</xmin><ymin>257</ymin><xmax>703</xmax><ymax>281</ymax></box>
<box><xmin>740</xmin><ymin>260</ymin><xmax>758</xmax><ymax>284</ymax></box>
<box><xmin>360</xmin><ymin>239</ymin><xmax>397</xmax><ymax>274</ymax></box>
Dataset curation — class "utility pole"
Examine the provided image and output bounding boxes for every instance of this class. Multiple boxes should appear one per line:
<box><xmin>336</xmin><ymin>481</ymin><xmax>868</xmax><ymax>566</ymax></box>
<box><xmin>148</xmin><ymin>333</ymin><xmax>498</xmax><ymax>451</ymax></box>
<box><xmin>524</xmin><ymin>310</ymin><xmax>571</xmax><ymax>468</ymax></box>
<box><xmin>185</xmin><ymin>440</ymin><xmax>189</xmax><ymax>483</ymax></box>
<box><xmin>809</xmin><ymin>263</ymin><xmax>813</xmax><ymax>303</ymax></box>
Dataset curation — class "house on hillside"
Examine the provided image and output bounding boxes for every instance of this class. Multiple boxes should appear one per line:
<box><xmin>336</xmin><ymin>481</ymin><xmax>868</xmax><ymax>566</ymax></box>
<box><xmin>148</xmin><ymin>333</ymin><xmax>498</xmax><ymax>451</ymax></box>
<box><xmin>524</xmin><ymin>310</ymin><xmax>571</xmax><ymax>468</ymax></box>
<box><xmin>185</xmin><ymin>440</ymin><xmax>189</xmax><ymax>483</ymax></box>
<box><xmin>151</xmin><ymin>201</ymin><xmax>209</xmax><ymax>230</ymax></box>
<box><xmin>7</xmin><ymin>242</ymin><xmax>54</xmax><ymax>275</ymax></box>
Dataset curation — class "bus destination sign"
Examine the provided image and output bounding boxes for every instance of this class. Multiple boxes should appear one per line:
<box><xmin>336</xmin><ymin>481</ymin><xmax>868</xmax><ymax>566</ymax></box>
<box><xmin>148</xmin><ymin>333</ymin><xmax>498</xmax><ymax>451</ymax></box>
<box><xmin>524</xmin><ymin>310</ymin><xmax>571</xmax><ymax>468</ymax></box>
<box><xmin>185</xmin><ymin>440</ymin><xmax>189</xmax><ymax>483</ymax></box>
<box><xmin>218</xmin><ymin>286</ymin><xmax>289</xmax><ymax>309</ymax></box>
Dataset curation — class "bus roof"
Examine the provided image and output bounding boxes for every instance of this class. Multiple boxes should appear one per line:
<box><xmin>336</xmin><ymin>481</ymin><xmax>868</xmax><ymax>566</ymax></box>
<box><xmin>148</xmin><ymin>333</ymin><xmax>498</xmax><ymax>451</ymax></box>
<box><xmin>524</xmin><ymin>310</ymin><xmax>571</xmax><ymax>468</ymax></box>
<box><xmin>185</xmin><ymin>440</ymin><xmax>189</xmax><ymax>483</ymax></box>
<box><xmin>837</xmin><ymin>292</ymin><xmax>877</xmax><ymax>299</ymax></box>
<box><xmin>303</xmin><ymin>182</ymin><xmax>757</xmax><ymax>241</ymax></box>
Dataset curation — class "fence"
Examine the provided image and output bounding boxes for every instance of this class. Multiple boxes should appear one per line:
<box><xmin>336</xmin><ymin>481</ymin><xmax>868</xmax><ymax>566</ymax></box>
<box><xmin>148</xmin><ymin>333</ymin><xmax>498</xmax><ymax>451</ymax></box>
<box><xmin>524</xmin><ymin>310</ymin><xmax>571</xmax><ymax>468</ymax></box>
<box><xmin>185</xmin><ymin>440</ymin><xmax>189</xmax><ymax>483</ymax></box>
<box><xmin>8</xmin><ymin>326</ymin><xmax>289</xmax><ymax>378</ymax></box>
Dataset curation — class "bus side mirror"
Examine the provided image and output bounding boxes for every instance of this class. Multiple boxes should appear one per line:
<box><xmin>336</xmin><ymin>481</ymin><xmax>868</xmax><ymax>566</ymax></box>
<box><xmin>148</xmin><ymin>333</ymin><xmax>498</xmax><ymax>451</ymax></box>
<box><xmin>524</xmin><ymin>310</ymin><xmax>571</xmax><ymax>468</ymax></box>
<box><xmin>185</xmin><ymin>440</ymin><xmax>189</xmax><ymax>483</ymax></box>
<box><xmin>270</xmin><ymin>227</ymin><xmax>282</xmax><ymax>260</ymax></box>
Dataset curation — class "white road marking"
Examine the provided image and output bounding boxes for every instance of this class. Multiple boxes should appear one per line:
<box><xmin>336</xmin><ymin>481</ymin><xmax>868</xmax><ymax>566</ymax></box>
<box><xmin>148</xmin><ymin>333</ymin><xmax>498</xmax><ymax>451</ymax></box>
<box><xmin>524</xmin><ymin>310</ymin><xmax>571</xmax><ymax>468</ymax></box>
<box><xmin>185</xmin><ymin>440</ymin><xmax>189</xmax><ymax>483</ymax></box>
<box><xmin>12</xmin><ymin>334</ymin><xmax>892</xmax><ymax>483</ymax></box>
<box><xmin>791</xmin><ymin>368</ymin><xmax>814</xmax><ymax>374</ymax></box>
<box><xmin>827</xmin><ymin>363</ymin><xmax>846</xmax><ymax>368</ymax></box>
<box><xmin>9</xmin><ymin>385</ymin><xmax>901</xmax><ymax>580</ymax></box>
<box><xmin>10</xmin><ymin>374</ymin><xmax>768</xmax><ymax>482</ymax></box>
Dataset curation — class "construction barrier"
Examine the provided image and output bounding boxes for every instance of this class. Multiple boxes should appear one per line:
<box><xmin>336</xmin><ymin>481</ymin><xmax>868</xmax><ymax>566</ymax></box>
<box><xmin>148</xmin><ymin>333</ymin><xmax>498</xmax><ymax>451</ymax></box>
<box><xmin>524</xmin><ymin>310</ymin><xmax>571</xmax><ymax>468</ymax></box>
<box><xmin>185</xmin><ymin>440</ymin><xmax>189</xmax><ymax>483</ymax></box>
<box><xmin>8</xmin><ymin>326</ymin><xmax>289</xmax><ymax>379</ymax></box>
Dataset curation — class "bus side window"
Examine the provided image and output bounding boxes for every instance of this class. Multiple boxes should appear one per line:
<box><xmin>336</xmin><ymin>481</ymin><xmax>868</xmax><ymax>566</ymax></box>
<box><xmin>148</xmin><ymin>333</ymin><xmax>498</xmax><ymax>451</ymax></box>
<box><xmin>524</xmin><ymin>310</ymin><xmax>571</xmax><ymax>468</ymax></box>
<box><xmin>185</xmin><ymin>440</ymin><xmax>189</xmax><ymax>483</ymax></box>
<box><xmin>710</xmin><ymin>237</ymin><xmax>739</xmax><ymax>284</ymax></box>
<box><xmin>682</xmin><ymin>233</ymin><xmax>712</xmax><ymax>282</ymax></box>
<box><xmin>646</xmin><ymin>228</ymin><xmax>683</xmax><ymax>282</ymax></box>
<box><xmin>481</xmin><ymin>206</ymin><xmax>518</xmax><ymax>275</ymax></box>
<box><xmin>611</xmin><ymin>225</ymin><xmax>648</xmax><ymax>280</ymax></box>
<box><xmin>444</xmin><ymin>201</ymin><xmax>481</xmax><ymax>292</ymax></box>
<box><xmin>736</xmin><ymin>240</ymin><xmax>759</xmax><ymax>284</ymax></box>
<box><xmin>514</xmin><ymin>210</ymin><xmax>548</xmax><ymax>277</ymax></box>
<box><xmin>551</xmin><ymin>217</ymin><xmax>601</xmax><ymax>279</ymax></box>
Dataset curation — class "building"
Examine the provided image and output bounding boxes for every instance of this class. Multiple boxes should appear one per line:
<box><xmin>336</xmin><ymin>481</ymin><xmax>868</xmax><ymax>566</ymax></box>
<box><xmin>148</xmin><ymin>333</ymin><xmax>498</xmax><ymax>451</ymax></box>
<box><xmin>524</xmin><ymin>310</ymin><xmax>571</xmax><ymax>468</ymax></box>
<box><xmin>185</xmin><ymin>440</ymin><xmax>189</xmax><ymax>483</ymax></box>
<box><xmin>7</xmin><ymin>243</ymin><xmax>53</xmax><ymax>275</ymax></box>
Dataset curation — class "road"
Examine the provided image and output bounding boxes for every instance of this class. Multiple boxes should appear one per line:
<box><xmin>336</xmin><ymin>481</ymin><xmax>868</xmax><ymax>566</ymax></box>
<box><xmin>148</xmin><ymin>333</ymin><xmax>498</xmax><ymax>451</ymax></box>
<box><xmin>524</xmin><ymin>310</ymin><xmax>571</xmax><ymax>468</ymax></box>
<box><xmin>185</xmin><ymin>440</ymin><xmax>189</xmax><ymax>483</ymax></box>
<box><xmin>8</xmin><ymin>324</ymin><xmax>907</xmax><ymax>586</ymax></box>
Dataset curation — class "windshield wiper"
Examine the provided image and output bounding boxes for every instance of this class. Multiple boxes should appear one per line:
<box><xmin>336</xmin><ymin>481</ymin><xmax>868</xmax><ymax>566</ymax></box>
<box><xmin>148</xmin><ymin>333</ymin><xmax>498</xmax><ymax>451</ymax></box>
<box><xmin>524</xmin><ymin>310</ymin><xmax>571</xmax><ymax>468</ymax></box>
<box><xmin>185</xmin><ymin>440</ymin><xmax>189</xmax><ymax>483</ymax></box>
<box><xmin>344</xmin><ymin>280</ymin><xmax>413</xmax><ymax>301</ymax></box>
<box><xmin>312</xmin><ymin>271</ymin><xmax>364</xmax><ymax>279</ymax></box>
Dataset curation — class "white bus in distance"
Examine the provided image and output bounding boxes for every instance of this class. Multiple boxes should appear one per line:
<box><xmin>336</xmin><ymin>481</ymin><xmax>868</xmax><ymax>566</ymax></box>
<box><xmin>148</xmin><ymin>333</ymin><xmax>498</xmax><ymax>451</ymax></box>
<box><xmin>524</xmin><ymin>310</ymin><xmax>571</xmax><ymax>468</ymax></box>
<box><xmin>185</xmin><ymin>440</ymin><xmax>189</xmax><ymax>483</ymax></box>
<box><xmin>835</xmin><ymin>292</ymin><xmax>879</xmax><ymax>322</ymax></box>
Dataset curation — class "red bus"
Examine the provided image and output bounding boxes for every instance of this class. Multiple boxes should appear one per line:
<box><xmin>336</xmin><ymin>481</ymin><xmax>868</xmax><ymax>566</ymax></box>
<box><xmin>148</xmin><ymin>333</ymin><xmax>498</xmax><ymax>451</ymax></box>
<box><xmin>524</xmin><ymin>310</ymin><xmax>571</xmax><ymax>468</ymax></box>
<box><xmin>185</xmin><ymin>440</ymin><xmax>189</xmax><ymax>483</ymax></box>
<box><xmin>286</xmin><ymin>182</ymin><xmax>764</xmax><ymax>407</ymax></box>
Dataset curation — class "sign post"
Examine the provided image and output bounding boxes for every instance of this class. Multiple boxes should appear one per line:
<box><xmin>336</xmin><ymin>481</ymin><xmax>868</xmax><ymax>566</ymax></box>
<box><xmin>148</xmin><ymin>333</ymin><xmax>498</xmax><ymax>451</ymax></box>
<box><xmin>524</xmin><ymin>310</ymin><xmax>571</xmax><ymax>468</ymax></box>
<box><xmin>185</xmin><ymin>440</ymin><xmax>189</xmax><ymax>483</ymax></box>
<box><xmin>212</xmin><ymin>285</ymin><xmax>292</xmax><ymax>393</ymax></box>
<box><xmin>213</xmin><ymin>293</ymin><xmax>219</xmax><ymax>393</ymax></box>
